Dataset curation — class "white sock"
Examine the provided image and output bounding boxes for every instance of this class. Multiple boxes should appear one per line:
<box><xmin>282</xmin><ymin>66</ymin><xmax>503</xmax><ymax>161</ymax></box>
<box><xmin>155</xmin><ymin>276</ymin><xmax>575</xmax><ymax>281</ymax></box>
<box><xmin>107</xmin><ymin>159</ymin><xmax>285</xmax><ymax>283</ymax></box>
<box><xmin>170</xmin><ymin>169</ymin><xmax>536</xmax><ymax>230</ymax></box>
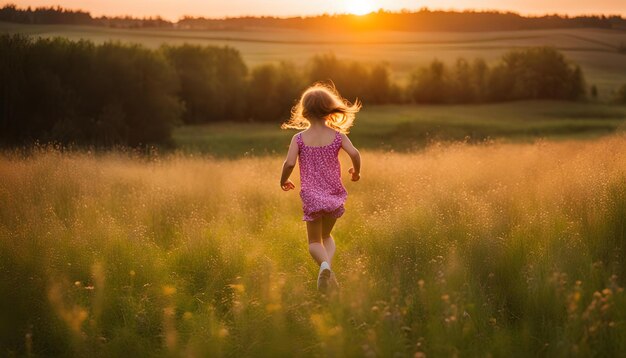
<box><xmin>320</xmin><ymin>261</ymin><xmax>330</xmax><ymax>271</ymax></box>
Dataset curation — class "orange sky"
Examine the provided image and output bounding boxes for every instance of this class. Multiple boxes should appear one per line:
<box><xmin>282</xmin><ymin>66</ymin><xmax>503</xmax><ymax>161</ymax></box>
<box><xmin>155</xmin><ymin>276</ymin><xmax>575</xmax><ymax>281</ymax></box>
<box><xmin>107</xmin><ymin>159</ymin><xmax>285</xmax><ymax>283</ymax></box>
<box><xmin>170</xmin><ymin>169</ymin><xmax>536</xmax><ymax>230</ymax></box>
<box><xmin>11</xmin><ymin>1</ymin><xmax>626</xmax><ymax>20</ymax></box>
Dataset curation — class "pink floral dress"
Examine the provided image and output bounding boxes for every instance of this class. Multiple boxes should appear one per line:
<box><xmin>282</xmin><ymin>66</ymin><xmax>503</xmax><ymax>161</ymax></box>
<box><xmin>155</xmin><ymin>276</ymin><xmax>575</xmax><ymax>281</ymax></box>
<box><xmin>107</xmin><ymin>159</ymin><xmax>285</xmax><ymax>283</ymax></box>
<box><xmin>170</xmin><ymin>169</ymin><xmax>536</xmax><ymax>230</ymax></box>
<box><xmin>296</xmin><ymin>131</ymin><xmax>348</xmax><ymax>221</ymax></box>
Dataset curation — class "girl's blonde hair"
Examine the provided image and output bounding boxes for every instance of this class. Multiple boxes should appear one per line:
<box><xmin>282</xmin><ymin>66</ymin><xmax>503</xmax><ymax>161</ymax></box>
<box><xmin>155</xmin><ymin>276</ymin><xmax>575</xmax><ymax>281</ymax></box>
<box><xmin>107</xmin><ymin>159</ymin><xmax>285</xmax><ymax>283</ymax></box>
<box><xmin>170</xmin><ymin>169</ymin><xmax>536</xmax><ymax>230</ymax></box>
<box><xmin>281</xmin><ymin>82</ymin><xmax>361</xmax><ymax>134</ymax></box>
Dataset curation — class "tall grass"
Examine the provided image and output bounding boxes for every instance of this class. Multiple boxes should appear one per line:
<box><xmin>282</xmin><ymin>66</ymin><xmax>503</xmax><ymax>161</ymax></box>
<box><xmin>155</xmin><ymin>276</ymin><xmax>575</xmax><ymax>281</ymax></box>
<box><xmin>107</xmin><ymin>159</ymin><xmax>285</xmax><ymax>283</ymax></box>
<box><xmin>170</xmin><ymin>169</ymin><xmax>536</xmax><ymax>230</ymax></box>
<box><xmin>1</xmin><ymin>136</ymin><xmax>625</xmax><ymax>356</ymax></box>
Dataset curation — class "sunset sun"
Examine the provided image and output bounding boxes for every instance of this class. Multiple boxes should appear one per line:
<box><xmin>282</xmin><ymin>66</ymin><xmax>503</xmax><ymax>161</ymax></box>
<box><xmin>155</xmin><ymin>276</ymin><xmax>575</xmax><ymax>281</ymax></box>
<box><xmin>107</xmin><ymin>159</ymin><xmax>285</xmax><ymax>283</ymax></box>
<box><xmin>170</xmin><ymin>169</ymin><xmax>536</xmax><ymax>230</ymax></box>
<box><xmin>344</xmin><ymin>0</ymin><xmax>376</xmax><ymax>15</ymax></box>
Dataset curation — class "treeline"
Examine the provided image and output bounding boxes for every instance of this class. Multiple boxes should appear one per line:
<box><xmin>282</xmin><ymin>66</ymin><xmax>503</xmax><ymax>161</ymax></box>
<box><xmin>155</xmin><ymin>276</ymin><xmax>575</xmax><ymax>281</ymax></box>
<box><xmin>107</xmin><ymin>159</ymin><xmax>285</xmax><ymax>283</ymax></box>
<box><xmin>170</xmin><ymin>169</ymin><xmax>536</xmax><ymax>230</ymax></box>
<box><xmin>0</xmin><ymin>34</ymin><xmax>590</xmax><ymax>147</ymax></box>
<box><xmin>0</xmin><ymin>4</ymin><xmax>172</xmax><ymax>28</ymax></box>
<box><xmin>180</xmin><ymin>10</ymin><xmax>626</xmax><ymax>32</ymax></box>
<box><xmin>408</xmin><ymin>48</ymin><xmax>585</xmax><ymax>103</ymax></box>
<box><xmin>1</xmin><ymin>4</ymin><xmax>625</xmax><ymax>32</ymax></box>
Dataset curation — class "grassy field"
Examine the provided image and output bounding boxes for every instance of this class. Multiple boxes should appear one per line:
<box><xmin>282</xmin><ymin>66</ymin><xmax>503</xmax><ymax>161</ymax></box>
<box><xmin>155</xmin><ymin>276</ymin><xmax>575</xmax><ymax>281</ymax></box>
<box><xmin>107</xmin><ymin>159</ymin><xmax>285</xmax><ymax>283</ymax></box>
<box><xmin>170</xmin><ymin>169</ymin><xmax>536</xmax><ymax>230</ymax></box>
<box><xmin>2</xmin><ymin>21</ymin><xmax>626</xmax><ymax>356</ymax></box>
<box><xmin>2</xmin><ymin>22</ymin><xmax>626</xmax><ymax>99</ymax></box>
<box><xmin>1</xmin><ymin>134</ymin><xmax>625</xmax><ymax>356</ymax></box>
<box><xmin>173</xmin><ymin>101</ymin><xmax>626</xmax><ymax>157</ymax></box>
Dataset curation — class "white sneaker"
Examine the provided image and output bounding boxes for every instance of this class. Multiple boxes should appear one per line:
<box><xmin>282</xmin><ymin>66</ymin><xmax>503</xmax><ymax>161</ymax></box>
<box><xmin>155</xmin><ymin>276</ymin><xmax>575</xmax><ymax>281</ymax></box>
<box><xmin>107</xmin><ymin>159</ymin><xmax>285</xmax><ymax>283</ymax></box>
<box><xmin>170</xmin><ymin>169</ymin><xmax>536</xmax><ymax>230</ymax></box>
<box><xmin>317</xmin><ymin>262</ymin><xmax>331</xmax><ymax>292</ymax></box>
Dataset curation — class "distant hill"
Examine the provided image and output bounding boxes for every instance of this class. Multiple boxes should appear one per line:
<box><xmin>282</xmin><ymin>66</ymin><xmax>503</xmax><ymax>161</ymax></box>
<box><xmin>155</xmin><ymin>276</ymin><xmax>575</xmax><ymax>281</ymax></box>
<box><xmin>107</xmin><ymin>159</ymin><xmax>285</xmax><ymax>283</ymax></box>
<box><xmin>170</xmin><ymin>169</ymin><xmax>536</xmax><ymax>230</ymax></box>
<box><xmin>1</xmin><ymin>4</ymin><xmax>625</xmax><ymax>32</ymax></box>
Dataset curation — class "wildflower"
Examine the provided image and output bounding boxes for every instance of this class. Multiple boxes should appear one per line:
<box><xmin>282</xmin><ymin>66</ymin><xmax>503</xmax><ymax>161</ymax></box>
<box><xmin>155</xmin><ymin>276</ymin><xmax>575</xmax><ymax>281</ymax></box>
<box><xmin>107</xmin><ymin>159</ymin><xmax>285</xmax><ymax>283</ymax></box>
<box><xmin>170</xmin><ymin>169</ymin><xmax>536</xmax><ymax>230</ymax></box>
<box><xmin>162</xmin><ymin>285</ymin><xmax>177</xmax><ymax>296</ymax></box>
<box><xmin>593</xmin><ymin>291</ymin><xmax>602</xmax><ymax>299</ymax></box>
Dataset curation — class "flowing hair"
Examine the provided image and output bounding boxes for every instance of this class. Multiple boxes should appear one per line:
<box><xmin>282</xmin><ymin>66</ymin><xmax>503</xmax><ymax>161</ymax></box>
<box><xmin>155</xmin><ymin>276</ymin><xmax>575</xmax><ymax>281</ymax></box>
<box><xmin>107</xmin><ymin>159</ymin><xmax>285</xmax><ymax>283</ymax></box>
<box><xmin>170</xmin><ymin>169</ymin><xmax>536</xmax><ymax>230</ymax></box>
<box><xmin>281</xmin><ymin>82</ymin><xmax>361</xmax><ymax>134</ymax></box>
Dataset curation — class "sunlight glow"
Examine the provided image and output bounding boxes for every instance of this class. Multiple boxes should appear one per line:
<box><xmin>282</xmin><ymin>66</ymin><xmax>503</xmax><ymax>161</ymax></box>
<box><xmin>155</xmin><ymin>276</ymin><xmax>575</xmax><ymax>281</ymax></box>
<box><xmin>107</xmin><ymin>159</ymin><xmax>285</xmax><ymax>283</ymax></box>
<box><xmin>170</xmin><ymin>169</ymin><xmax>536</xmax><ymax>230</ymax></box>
<box><xmin>344</xmin><ymin>0</ymin><xmax>376</xmax><ymax>15</ymax></box>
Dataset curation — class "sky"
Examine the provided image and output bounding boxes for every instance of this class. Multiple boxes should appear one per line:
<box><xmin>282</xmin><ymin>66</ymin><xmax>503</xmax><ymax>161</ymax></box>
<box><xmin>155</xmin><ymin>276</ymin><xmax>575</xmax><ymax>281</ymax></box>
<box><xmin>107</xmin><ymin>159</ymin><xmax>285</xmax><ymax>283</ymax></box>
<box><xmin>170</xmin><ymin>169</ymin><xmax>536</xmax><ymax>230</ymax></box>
<box><xmin>11</xmin><ymin>1</ymin><xmax>626</xmax><ymax>20</ymax></box>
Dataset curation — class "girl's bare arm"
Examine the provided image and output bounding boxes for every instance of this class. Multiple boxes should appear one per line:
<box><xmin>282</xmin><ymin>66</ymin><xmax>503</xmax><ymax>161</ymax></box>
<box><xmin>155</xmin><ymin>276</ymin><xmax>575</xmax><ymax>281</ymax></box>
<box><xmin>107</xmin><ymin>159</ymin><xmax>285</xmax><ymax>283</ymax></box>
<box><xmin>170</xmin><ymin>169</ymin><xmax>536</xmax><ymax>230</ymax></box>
<box><xmin>280</xmin><ymin>135</ymin><xmax>299</xmax><ymax>190</ymax></box>
<box><xmin>340</xmin><ymin>133</ymin><xmax>361</xmax><ymax>181</ymax></box>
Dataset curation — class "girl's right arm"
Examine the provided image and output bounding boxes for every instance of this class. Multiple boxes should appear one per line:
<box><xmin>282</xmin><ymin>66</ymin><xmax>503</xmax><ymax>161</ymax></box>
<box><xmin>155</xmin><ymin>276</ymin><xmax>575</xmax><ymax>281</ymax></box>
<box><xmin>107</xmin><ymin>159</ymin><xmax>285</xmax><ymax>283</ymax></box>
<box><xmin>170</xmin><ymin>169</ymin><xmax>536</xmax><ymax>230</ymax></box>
<box><xmin>340</xmin><ymin>133</ymin><xmax>361</xmax><ymax>182</ymax></box>
<box><xmin>280</xmin><ymin>134</ymin><xmax>299</xmax><ymax>191</ymax></box>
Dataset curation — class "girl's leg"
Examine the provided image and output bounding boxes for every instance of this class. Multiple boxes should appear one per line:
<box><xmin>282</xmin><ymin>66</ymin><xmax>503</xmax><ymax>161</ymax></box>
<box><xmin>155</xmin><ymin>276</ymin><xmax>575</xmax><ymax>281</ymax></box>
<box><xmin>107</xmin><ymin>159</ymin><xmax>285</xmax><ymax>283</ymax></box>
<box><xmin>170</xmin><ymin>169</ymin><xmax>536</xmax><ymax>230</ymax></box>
<box><xmin>306</xmin><ymin>218</ymin><xmax>329</xmax><ymax>265</ymax></box>
<box><xmin>321</xmin><ymin>216</ymin><xmax>337</xmax><ymax>265</ymax></box>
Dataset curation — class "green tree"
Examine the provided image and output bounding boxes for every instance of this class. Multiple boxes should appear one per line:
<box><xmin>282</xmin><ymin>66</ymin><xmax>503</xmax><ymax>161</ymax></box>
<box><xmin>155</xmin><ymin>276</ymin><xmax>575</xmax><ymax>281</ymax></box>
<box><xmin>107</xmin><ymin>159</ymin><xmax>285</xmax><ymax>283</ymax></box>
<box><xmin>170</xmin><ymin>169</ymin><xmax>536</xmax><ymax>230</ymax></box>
<box><xmin>162</xmin><ymin>44</ymin><xmax>247</xmax><ymax>123</ymax></box>
<box><xmin>93</xmin><ymin>42</ymin><xmax>182</xmax><ymax>145</ymax></box>
<box><xmin>0</xmin><ymin>35</ymin><xmax>182</xmax><ymax>147</ymax></box>
<box><xmin>308</xmin><ymin>53</ymin><xmax>382</xmax><ymax>104</ymax></box>
<box><xmin>451</xmin><ymin>57</ymin><xmax>474</xmax><ymax>102</ymax></box>
<box><xmin>247</xmin><ymin>61</ymin><xmax>305</xmax><ymax>122</ymax></box>
<box><xmin>471</xmin><ymin>58</ymin><xmax>489</xmax><ymax>102</ymax></box>
<box><xmin>366</xmin><ymin>63</ymin><xmax>393</xmax><ymax>104</ymax></box>
<box><xmin>487</xmin><ymin>47</ymin><xmax>585</xmax><ymax>101</ymax></box>
<box><xmin>408</xmin><ymin>59</ymin><xmax>449</xmax><ymax>103</ymax></box>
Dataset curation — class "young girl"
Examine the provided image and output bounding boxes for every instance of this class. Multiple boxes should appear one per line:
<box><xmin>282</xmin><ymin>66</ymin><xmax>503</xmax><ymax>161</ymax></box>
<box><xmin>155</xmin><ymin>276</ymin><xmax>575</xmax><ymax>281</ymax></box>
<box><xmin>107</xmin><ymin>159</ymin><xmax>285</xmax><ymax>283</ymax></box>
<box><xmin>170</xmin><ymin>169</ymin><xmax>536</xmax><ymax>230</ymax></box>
<box><xmin>279</xmin><ymin>83</ymin><xmax>361</xmax><ymax>292</ymax></box>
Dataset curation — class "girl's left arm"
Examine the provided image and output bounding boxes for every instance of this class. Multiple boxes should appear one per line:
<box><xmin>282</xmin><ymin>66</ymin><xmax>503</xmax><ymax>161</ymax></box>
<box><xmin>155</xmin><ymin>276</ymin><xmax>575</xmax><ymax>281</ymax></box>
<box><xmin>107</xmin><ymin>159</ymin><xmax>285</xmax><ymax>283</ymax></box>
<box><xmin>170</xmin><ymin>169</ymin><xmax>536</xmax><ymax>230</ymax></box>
<box><xmin>280</xmin><ymin>135</ymin><xmax>299</xmax><ymax>191</ymax></box>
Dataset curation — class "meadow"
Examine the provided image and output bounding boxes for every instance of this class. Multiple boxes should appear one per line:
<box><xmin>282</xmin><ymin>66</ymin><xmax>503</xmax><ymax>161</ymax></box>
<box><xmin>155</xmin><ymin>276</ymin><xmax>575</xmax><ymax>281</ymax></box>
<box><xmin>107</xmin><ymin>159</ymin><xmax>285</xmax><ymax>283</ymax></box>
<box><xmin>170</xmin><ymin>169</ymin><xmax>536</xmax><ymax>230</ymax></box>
<box><xmin>2</xmin><ymin>17</ymin><xmax>626</xmax><ymax>356</ymax></box>
<box><xmin>1</xmin><ymin>133</ymin><xmax>625</xmax><ymax>356</ymax></box>
<box><xmin>2</xmin><ymin>21</ymin><xmax>626</xmax><ymax>99</ymax></box>
<box><xmin>173</xmin><ymin>101</ymin><xmax>626</xmax><ymax>157</ymax></box>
